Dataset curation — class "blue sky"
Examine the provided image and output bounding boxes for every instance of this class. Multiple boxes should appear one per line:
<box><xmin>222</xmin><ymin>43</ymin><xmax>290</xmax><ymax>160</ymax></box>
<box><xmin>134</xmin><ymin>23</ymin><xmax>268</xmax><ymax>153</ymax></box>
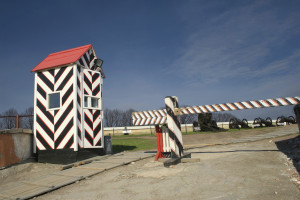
<box><xmin>0</xmin><ymin>0</ymin><xmax>299</xmax><ymax>120</ymax></box>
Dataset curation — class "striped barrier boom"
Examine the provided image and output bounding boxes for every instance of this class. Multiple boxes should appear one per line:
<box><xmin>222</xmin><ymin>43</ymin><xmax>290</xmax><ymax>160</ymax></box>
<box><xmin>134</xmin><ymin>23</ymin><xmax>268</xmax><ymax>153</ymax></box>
<box><xmin>132</xmin><ymin>96</ymin><xmax>300</xmax><ymax>126</ymax></box>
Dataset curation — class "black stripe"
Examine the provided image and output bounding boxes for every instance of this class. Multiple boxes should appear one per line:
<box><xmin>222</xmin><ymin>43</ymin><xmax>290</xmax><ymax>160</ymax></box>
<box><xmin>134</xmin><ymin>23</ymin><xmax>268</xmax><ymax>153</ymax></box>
<box><xmin>36</xmin><ymin>115</ymin><xmax>54</xmax><ymax>141</ymax></box>
<box><xmin>168</xmin><ymin>129</ymin><xmax>183</xmax><ymax>158</ymax></box>
<box><xmin>37</xmin><ymin>72</ymin><xmax>54</xmax><ymax>91</ymax></box>
<box><xmin>228</xmin><ymin>103</ymin><xmax>238</xmax><ymax>110</ymax></box>
<box><xmin>78</xmin><ymin>127</ymin><xmax>81</xmax><ymax>139</ymax></box>
<box><xmin>54</xmin><ymin>110</ymin><xmax>59</xmax><ymax>116</ymax></box>
<box><xmin>77</xmin><ymin>93</ymin><xmax>81</xmax><ymax>106</ymax></box>
<box><xmin>49</xmin><ymin>69</ymin><xmax>54</xmax><ymax>77</ymax></box>
<box><xmin>55</xmin><ymin>118</ymin><xmax>73</xmax><ymax>148</ymax></box>
<box><xmin>92</xmin><ymin>73</ymin><xmax>100</xmax><ymax>83</ymax></box>
<box><xmin>36</xmin><ymin>130</ymin><xmax>52</xmax><ymax>150</ymax></box>
<box><xmin>285</xmin><ymin>98</ymin><xmax>298</xmax><ymax>105</ymax></box>
<box><xmin>77</xmin><ymin>109</ymin><xmax>81</xmax><ymax>121</ymax></box>
<box><xmin>37</xmin><ymin>84</ymin><xmax>46</xmax><ymax>100</ymax></box>
<box><xmin>255</xmin><ymin>101</ymin><xmax>264</xmax><ymax>108</ymax></box>
<box><xmin>55</xmin><ymin>67</ymin><xmax>66</xmax><ymax>83</ymax></box>
<box><xmin>246</xmin><ymin>101</ymin><xmax>255</xmax><ymax>108</ymax></box>
<box><xmin>64</xmin><ymin>136</ymin><xmax>74</xmax><ymax>149</ymax></box>
<box><xmin>85</xmin><ymin>129</ymin><xmax>93</xmax><ymax>146</ymax></box>
<box><xmin>93</xmin><ymin>110</ymin><xmax>100</xmax><ymax>121</ymax></box>
<box><xmin>166</xmin><ymin>105</ymin><xmax>181</xmax><ymax>131</ymax></box>
<box><xmin>84</xmin><ymin>73</ymin><xmax>92</xmax><ymax>92</ymax></box>
<box><xmin>262</xmin><ymin>100</ymin><xmax>271</xmax><ymax>107</ymax></box>
<box><xmin>208</xmin><ymin>105</ymin><xmax>217</xmax><ymax>112</ymax></box>
<box><xmin>93</xmin><ymin>84</ymin><xmax>100</xmax><ymax>96</ymax></box>
<box><xmin>293</xmin><ymin>97</ymin><xmax>300</xmax><ymax>104</ymax></box>
<box><xmin>77</xmin><ymin>77</ymin><xmax>80</xmax><ymax>90</ymax></box>
<box><xmin>56</xmin><ymin>69</ymin><xmax>73</xmax><ymax>91</ymax></box>
<box><xmin>89</xmin><ymin>51</ymin><xmax>95</xmax><ymax>62</ymax></box>
<box><xmin>77</xmin><ymin>65</ymin><xmax>81</xmax><ymax>73</ymax></box>
<box><xmin>95</xmin><ymin>138</ymin><xmax>101</xmax><ymax>146</ymax></box>
<box><xmin>36</xmin><ymin>99</ymin><xmax>54</xmax><ymax>123</ymax></box>
<box><xmin>83</xmin><ymin>53</ymin><xmax>90</xmax><ymax>67</ymax></box>
<box><xmin>266</xmin><ymin>100</ymin><xmax>276</xmax><ymax>107</ymax></box>
<box><xmin>84</xmin><ymin>110</ymin><xmax>93</xmax><ymax>130</ymax></box>
<box><xmin>79</xmin><ymin>58</ymin><xmax>84</xmax><ymax>66</ymax></box>
<box><xmin>273</xmin><ymin>99</ymin><xmax>284</xmax><ymax>106</ymax></box>
<box><xmin>62</xmin><ymin>85</ymin><xmax>73</xmax><ymax>105</ymax></box>
<box><xmin>94</xmin><ymin>122</ymin><xmax>101</xmax><ymax>137</ymax></box>
<box><xmin>217</xmin><ymin>105</ymin><xmax>225</xmax><ymax>112</ymax></box>
<box><xmin>54</xmin><ymin>101</ymin><xmax>73</xmax><ymax>131</ymax></box>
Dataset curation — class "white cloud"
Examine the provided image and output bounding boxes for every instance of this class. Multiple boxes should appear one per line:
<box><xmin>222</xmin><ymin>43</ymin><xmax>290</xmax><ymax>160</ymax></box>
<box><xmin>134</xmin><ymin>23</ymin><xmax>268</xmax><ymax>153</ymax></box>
<box><xmin>171</xmin><ymin>1</ymin><xmax>300</xmax><ymax>86</ymax></box>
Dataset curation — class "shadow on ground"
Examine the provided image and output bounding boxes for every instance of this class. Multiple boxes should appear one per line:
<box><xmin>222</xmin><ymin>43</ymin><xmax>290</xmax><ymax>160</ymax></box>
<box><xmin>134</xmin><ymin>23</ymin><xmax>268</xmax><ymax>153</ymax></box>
<box><xmin>275</xmin><ymin>135</ymin><xmax>300</xmax><ymax>174</ymax></box>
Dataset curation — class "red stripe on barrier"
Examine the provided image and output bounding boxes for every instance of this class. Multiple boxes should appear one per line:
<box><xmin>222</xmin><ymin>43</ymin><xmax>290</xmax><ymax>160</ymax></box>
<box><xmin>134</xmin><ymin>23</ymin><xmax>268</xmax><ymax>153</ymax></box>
<box><xmin>154</xmin><ymin>125</ymin><xmax>164</xmax><ymax>161</ymax></box>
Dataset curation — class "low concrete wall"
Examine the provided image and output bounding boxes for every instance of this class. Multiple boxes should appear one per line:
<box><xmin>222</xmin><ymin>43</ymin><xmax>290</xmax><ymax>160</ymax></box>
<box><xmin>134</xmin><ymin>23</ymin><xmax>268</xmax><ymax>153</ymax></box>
<box><xmin>103</xmin><ymin>122</ymin><xmax>231</xmax><ymax>136</ymax></box>
<box><xmin>0</xmin><ymin>129</ymin><xmax>33</xmax><ymax>168</ymax></box>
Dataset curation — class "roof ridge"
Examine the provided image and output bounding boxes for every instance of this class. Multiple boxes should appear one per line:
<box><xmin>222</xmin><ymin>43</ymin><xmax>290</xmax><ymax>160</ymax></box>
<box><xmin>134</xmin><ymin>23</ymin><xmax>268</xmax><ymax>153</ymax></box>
<box><xmin>49</xmin><ymin>44</ymin><xmax>92</xmax><ymax>56</ymax></box>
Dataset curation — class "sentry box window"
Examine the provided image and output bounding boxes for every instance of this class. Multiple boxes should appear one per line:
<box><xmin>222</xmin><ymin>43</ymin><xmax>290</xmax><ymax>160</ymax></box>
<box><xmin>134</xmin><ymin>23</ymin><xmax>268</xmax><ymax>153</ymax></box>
<box><xmin>84</xmin><ymin>96</ymin><xmax>100</xmax><ymax>109</ymax></box>
<box><xmin>48</xmin><ymin>93</ymin><xmax>61</xmax><ymax>109</ymax></box>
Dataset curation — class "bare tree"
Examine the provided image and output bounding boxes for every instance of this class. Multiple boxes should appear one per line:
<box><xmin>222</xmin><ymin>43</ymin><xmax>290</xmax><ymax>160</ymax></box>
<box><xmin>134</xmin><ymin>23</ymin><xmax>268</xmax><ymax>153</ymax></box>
<box><xmin>179</xmin><ymin>114</ymin><xmax>197</xmax><ymax>124</ymax></box>
<box><xmin>104</xmin><ymin>108</ymin><xmax>136</xmax><ymax>127</ymax></box>
<box><xmin>121</xmin><ymin>108</ymin><xmax>136</xmax><ymax>126</ymax></box>
<box><xmin>21</xmin><ymin>107</ymin><xmax>34</xmax><ymax>129</ymax></box>
<box><xmin>212</xmin><ymin>112</ymin><xmax>237</xmax><ymax>122</ymax></box>
<box><xmin>104</xmin><ymin>108</ymin><xmax>114</xmax><ymax>127</ymax></box>
<box><xmin>2</xmin><ymin>108</ymin><xmax>18</xmax><ymax>129</ymax></box>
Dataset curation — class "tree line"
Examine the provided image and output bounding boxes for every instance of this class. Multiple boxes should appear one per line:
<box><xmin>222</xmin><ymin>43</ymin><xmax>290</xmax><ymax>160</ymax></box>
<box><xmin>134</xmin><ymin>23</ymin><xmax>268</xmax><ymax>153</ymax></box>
<box><xmin>104</xmin><ymin>107</ymin><xmax>236</xmax><ymax>127</ymax></box>
<box><xmin>0</xmin><ymin>107</ymin><xmax>33</xmax><ymax>129</ymax></box>
<box><xmin>0</xmin><ymin>107</ymin><xmax>237</xmax><ymax>129</ymax></box>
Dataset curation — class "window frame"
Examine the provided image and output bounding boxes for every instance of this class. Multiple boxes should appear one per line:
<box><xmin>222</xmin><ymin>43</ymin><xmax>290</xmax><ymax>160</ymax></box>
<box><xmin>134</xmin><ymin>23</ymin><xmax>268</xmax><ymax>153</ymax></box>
<box><xmin>47</xmin><ymin>92</ymin><xmax>61</xmax><ymax>111</ymax></box>
<box><xmin>83</xmin><ymin>95</ymin><xmax>101</xmax><ymax>109</ymax></box>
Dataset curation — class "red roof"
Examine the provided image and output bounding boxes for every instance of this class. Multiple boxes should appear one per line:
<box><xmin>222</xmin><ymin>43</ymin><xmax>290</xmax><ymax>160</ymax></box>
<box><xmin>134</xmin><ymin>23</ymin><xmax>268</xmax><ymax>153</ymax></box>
<box><xmin>31</xmin><ymin>44</ymin><xmax>93</xmax><ymax>72</ymax></box>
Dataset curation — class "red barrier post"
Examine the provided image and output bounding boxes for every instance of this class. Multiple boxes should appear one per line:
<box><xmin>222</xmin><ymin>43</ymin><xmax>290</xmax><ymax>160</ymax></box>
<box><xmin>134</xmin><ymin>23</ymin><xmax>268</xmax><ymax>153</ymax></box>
<box><xmin>154</xmin><ymin>125</ymin><xmax>165</xmax><ymax>161</ymax></box>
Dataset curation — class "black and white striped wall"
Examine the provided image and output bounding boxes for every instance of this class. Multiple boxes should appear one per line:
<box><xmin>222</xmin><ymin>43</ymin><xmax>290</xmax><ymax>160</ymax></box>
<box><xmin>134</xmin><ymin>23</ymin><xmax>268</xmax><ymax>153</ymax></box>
<box><xmin>33</xmin><ymin>48</ymin><xmax>104</xmax><ymax>152</ymax></box>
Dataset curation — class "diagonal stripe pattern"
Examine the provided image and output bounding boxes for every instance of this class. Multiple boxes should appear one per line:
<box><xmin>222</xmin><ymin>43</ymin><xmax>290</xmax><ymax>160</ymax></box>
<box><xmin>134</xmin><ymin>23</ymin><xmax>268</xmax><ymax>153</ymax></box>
<box><xmin>165</xmin><ymin>96</ymin><xmax>183</xmax><ymax>158</ymax></box>
<box><xmin>35</xmin><ymin>66</ymin><xmax>74</xmax><ymax>150</ymax></box>
<box><xmin>83</xmin><ymin>69</ymin><xmax>102</xmax><ymax>148</ymax></box>
<box><xmin>132</xmin><ymin>96</ymin><xmax>300</xmax><ymax>126</ymax></box>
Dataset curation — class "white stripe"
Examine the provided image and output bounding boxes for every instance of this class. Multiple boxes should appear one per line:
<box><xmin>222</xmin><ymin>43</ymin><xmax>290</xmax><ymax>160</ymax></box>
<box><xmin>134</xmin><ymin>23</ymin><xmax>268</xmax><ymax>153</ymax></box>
<box><xmin>144</xmin><ymin>111</ymin><xmax>151</xmax><ymax>125</ymax></box>
<box><xmin>56</xmin><ymin>126</ymin><xmax>73</xmax><ymax>149</ymax></box>
<box><xmin>44</xmin><ymin>71</ymin><xmax>54</xmax><ymax>85</ymax></box>
<box><xmin>36</xmin><ymin>108</ymin><xmax>54</xmax><ymax>132</ymax></box>
<box><xmin>205</xmin><ymin>105</ymin><xmax>214</xmax><ymax>112</ymax></box>
<box><xmin>259</xmin><ymin>100</ymin><xmax>270</xmax><ymax>107</ymax></box>
<box><xmin>277</xmin><ymin>98</ymin><xmax>289</xmax><ymax>106</ymax></box>
<box><xmin>234</xmin><ymin>102</ymin><xmax>244</xmax><ymax>110</ymax></box>
<box><xmin>250</xmin><ymin>101</ymin><xmax>261</xmax><ymax>108</ymax></box>
<box><xmin>37</xmin><ymin>76</ymin><xmax>53</xmax><ymax>93</ymax></box>
<box><xmin>54</xmin><ymin>67</ymin><xmax>72</xmax><ymax>91</ymax></box>
<box><xmin>226</xmin><ymin>103</ymin><xmax>237</xmax><ymax>110</ymax></box>
<box><xmin>219</xmin><ymin>104</ymin><xmax>229</xmax><ymax>111</ymax></box>
<box><xmin>286</xmin><ymin>97</ymin><xmax>298</xmax><ymax>104</ymax></box>
<box><xmin>36</xmin><ymin>139</ymin><xmax>46</xmax><ymax>150</ymax></box>
<box><xmin>36</xmin><ymin>123</ymin><xmax>54</xmax><ymax>149</ymax></box>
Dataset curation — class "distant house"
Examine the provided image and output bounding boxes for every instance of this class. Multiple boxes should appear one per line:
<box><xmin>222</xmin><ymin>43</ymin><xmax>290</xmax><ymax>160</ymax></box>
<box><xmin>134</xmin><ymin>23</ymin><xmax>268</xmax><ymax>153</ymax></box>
<box><xmin>31</xmin><ymin>44</ymin><xmax>105</xmax><ymax>163</ymax></box>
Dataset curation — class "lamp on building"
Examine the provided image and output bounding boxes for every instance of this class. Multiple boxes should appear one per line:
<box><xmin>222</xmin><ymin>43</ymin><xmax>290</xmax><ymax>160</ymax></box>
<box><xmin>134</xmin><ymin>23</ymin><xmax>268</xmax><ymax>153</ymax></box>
<box><xmin>93</xmin><ymin>58</ymin><xmax>106</xmax><ymax>78</ymax></box>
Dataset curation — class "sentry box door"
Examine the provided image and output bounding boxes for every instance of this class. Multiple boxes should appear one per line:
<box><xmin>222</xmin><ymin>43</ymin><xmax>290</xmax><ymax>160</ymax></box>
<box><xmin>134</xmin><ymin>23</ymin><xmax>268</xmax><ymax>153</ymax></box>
<box><xmin>82</xmin><ymin>69</ymin><xmax>103</xmax><ymax>148</ymax></box>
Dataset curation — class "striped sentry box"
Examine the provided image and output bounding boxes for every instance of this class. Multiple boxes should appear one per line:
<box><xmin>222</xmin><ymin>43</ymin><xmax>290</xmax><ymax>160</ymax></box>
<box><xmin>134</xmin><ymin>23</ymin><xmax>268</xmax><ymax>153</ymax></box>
<box><xmin>132</xmin><ymin>96</ymin><xmax>300</xmax><ymax>126</ymax></box>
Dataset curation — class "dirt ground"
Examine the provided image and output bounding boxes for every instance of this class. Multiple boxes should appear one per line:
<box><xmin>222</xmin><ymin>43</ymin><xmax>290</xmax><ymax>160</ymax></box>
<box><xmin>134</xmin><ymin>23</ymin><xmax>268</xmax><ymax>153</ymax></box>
<box><xmin>1</xmin><ymin>125</ymin><xmax>300</xmax><ymax>200</ymax></box>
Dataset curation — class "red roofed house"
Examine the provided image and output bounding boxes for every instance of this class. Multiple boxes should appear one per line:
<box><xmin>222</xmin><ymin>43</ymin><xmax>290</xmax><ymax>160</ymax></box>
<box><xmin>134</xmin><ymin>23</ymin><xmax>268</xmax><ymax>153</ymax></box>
<box><xmin>32</xmin><ymin>44</ymin><xmax>105</xmax><ymax>163</ymax></box>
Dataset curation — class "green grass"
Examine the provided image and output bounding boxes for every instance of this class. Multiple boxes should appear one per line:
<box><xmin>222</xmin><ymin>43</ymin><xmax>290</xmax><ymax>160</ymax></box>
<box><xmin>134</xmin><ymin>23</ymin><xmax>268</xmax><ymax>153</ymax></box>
<box><xmin>112</xmin><ymin>133</ymin><xmax>156</xmax><ymax>138</ymax></box>
<box><xmin>112</xmin><ymin>137</ymin><xmax>157</xmax><ymax>153</ymax></box>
